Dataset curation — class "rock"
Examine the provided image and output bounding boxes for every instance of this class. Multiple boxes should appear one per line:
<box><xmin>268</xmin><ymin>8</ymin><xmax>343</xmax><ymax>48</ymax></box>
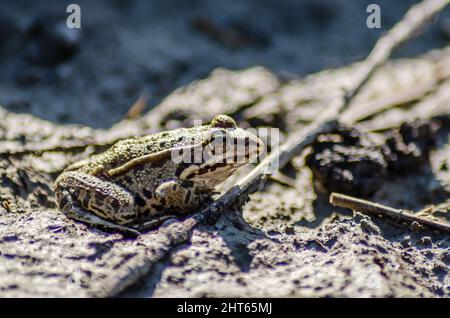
<box><xmin>305</xmin><ymin>116</ymin><xmax>449</xmax><ymax>197</ymax></box>
<box><xmin>305</xmin><ymin>126</ymin><xmax>387</xmax><ymax>197</ymax></box>
<box><xmin>384</xmin><ymin>118</ymin><xmax>440</xmax><ymax>173</ymax></box>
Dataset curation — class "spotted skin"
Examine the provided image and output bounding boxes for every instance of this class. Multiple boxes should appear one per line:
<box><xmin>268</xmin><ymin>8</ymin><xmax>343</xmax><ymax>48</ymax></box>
<box><xmin>53</xmin><ymin>115</ymin><xmax>264</xmax><ymax>235</ymax></box>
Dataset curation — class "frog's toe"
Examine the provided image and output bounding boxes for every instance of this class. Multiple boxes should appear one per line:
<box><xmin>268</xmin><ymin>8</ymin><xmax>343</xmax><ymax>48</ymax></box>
<box><xmin>133</xmin><ymin>215</ymin><xmax>177</xmax><ymax>232</ymax></box>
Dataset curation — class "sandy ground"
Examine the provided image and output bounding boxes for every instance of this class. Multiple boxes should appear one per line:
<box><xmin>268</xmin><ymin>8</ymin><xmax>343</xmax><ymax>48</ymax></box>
<box><xmin>0</xmin><ymin>0</ymin><xmax>449</xmax><ymax>297</ymax></box>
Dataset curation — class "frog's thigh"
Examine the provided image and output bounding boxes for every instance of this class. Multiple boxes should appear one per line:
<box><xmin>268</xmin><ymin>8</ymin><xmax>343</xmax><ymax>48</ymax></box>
<box><xmin>153</xmin><ymin>180</ymin><xmax>196</xmax><ymax>213</ymax></box>
<box><xmin>55</xmin><ymin>171</ymin><xmax>138</xmax><ymax>225</ymax></box>
<box><xmin>58</xmin><ymin>190</ymin><xmax>140</xmax><ymax>236</ymax></box>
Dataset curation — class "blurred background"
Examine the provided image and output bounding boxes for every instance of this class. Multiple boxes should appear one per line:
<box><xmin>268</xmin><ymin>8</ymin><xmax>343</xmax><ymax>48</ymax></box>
<box><xmin>0</xmin><ymin>0</ymin><xmax>449</xmax><ymax>128</ymax></box>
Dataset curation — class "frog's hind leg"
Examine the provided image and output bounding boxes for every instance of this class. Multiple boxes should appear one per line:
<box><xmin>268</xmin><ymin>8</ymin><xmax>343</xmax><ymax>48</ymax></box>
<box><xmin>54</xmin><ymin>171</ymin><xmax>140</xmax><ymax>236</ymax></box>
<box><xmin>58</xmin><ymin>190</ymin><xmax>141</xmax><ymax>236</ymax></box>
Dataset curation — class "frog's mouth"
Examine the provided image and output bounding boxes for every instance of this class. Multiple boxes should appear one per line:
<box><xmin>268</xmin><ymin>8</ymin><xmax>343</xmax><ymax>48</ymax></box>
<box><xmin>179</xmin><ymin>134</ymin><xmax>264</xmax><ymax>185</ymax></box>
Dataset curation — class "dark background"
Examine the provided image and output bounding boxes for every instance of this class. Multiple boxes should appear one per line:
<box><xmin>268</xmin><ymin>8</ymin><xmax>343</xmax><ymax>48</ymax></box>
<box><xmin>1</xmin><ymin>0</ymin><xmax>449</xmax><ymax>128</ymax></box>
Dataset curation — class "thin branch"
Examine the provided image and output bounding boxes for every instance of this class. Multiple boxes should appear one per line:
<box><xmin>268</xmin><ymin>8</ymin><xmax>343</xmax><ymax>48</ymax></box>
<box><xmin>343</xmin><ymin>70</ymin><xmax>447</xmax><ymax>124</ymax></box>
<box><xmin>340</xmin><ymin>0</ymin><xmax>450</xmax><ymax>115</ymax></box>
<box><xmin>190</xmin><ymin>0</ymin><xmax>450</xmax><ymax>229</ymax></box>
<box><xmin>330</xmin><ymin>192</ymin><xmax>450</xmax><ymax>234</ymax></box>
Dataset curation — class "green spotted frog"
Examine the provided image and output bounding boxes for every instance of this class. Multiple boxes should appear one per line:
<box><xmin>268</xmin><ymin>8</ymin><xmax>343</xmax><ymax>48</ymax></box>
<box><xmin>54</xmin><ymin>115</ymin><xmax>264</xmax><ymax>235</ymax></box>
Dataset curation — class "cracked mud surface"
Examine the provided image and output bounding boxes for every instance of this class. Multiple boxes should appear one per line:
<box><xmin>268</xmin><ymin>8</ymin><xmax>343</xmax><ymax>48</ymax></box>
<box><xmin>0</xmin><ymin>1</ymin><xmax>449</xmax><ymax>298</ymax></box>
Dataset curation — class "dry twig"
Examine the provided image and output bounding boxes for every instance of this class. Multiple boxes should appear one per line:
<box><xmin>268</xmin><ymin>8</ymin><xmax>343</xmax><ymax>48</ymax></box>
<box><xmin>330</xmin><ymin>192</ymin><xmax>450</xmax><ymax>234</ymax></box>
<box><xmin>126</xmin><ymin>91</ymin><xmax>150</xmax><ymax>119</ymax></box>
<box><xmin>340</xmin><ymin>0</ymin><xmax>450</xmax><ymax>115</ymax></box>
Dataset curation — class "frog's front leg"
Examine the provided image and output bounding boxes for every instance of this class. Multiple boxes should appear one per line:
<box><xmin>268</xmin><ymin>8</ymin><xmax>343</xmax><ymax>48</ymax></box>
<box><xmin>151</xmin><ymin>180</ymin><xmax>207</xmax><ymax>214</ymax></box>
<box><xmin>131</xmin><ymin>181</ymin><xmax>201</xmax><ymax>233</ymax></box>
<box><xmin>54</xmin><ymin>171</ymin><xmax>140</xmax><ymax>235</ymax></box>
<box><xmin>129</xmin><ymin>181</ymin><xmax>198</xmax><ymax>233</ymax></box>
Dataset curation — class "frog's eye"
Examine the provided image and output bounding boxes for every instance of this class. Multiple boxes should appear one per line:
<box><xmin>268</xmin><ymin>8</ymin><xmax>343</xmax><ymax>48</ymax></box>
<box><xmin>207</xmin><ymin>130</ymin><xmax>229</xmax><ymax>149</ymax></box>
<box><xmin>209</xmin><ymin>130</ymin><xmax>226</xmax><ymax>140</ymax></box>
<box><xmin>210</xmin><ymin>115</ymin><xmax>236</xmax><ymax>129</ymax></box>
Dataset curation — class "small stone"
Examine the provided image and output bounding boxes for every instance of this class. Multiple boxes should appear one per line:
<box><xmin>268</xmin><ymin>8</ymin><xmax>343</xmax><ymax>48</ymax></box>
<box><xmin>410</xmin><ymin>221</ymin><xmax>423</xmax><ymax>232</ymax></box>
<box><xmin>171</xmin><ymin>253</ymin><xmax>189</xmax><ymax>266</ymax></box>
<box><xmin>284</xmin><ymin>226</ymin><xmax>296</xmax><ymax>235</ymax></box>
<box><xmin>417</xmin><ymin>236</ymin><xmax>432</xmax><ymax>246</ymax></box>
<box><xmin>2</xmin><ymin>234</ymin><xmax>19</xmax><ymax>243</ymax></box>
<box><xmin>360</xmin><ymin>218</ymin><xmax>381</xmax><ymax>235</ymax></box>
<box><xmin>400</xmin><ymin>235</ymin><xmax>411</xmax><ymax>248</ymax></box>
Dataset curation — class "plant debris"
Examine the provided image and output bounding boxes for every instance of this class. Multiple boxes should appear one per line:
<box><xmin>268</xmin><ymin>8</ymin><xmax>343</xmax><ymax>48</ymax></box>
<box><xmin>306</xmin><ymin>116</ymin><xmax>449</xmax><ymax>197</ymax></box>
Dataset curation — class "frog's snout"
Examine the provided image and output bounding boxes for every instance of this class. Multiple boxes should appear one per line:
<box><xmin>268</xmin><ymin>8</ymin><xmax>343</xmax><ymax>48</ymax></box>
<box><xmin>244</xmin><ymin>133</ymin><xmax>265</xmax><ymax>163</ymax></box>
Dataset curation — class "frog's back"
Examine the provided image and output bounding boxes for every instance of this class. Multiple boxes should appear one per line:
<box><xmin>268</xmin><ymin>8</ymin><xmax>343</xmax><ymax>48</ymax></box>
<box><xmin>76</xmin><ymin>126</ymin><xmax>209</xmax><ymax>175</ymax></box>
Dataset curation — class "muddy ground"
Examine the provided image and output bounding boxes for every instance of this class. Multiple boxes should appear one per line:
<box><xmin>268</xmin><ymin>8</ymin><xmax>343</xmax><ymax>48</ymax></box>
<box><xmin>0</xmin><ymin>0</ymin><xmax>449</xmax><ymax>297</ymax></box>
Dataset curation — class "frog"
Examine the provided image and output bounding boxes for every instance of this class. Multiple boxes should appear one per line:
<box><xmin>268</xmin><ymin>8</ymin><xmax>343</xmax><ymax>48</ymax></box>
<box><xmin>53</xmin><ymin>115</ymin><xmax>264</xmax><ymax>235</ymax></box>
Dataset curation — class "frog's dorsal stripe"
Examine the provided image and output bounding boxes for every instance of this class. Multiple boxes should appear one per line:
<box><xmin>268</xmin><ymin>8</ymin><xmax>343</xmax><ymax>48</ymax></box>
<box><xmin>65</xmin><ymin>159</ymin><xmax>91</xmax><ymax>172</ymax></box>
<box><xmin>107</xmin><ymin>149</ymin><xmax>173</xmax><ymax>178</ymax></box>
<box><xmin>107</xmin><ymin>143</ymin><xmax>206</xmax><ymax>178</ymax></box>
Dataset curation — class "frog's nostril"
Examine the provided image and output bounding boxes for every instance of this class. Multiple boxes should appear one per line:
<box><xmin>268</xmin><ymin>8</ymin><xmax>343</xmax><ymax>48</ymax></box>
<box><xmin>244</xmin><ymin>136</ymin><xmax>264</xmax><ymax>160</ymax></box>
<box><xmin>254</xmin><ymin>137</ymin><xmax>265</xmax><ymax>156</ymax></box>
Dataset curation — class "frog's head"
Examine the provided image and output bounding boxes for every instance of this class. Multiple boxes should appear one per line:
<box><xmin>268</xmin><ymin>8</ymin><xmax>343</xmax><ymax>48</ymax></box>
<box><xmin>177</xmin><ymin>115</ymin><xmax>264</xmax><ymax>188</ymax></box>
